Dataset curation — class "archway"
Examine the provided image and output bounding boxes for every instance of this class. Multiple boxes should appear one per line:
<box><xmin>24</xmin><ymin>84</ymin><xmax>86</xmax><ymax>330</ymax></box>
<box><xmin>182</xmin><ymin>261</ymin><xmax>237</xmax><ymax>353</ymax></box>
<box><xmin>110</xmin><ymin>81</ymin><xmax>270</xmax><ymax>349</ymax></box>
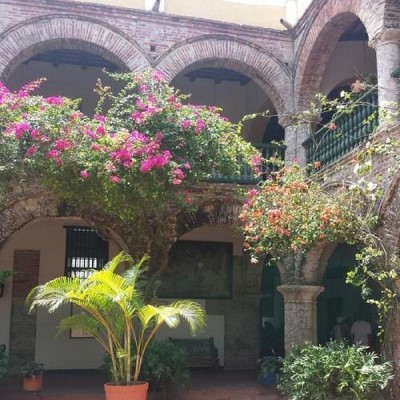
<box><xmin>5</xmin><ymin>47</ymin><xmax>121</xmax><ymax>116</ymax></box>
<box><xmin>156</xmin><ymin>35</ymin><xmax>291</xmax><ymax>118</ymax></box>
<box><xmin>259</xmin><ymin>261</ymin><xmax>284</xmax><ymax>357</ymax></box>
<box><xmin>295</xmin><ymin>0</ymin><xmax>383</xmax><ymax>110</ymax></box>
<box><xmin>0</xmin><ymin>16</ymin><xmax>150</xmax><ymax>80</ymax></box>
<box><xmin>317</xmin><ymin>244</ymin><xmax>378</xmax><ymax>350</ymax></box>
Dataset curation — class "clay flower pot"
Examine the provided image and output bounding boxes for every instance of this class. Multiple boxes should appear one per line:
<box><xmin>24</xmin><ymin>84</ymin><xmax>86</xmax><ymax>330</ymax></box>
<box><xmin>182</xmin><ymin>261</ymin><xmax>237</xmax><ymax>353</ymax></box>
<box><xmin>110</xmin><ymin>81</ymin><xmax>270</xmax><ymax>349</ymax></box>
<box><xmin>23</xmin><ymin>374</ymin><xmax>43</xmax><ymax>392</ymax></box>
<box><xmin>104</xmin><ymin>381</ymin><xmax>149</xmax><ymax>400</ymax></box>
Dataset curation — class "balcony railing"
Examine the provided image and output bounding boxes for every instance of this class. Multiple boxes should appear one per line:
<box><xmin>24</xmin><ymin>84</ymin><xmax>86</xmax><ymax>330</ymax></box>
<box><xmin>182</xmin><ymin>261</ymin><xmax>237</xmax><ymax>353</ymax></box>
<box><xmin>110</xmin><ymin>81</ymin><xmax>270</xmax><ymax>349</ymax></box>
<box><xmin>207</xmin><ymin>143</ymin><xmax>286</xmax><ymax>184</ymax></box>
<box><xmin>303</xmin><ymin>89</ymin><xmax>379</xmax><ymax>168</ymax></box>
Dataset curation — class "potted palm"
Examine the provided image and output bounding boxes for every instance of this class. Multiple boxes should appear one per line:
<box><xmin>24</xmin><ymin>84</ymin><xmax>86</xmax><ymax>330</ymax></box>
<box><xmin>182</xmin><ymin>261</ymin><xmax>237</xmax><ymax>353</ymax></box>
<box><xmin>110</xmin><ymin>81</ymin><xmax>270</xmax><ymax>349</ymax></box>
<box><xmin>26</xmin><ymin>252</ymin><xmax>205</xmax><ymax>400</ymax></box>
<box><xmin>21</xmin><ymin>361</ymin><xmax>45</xmax><ymax>392</ymax></box>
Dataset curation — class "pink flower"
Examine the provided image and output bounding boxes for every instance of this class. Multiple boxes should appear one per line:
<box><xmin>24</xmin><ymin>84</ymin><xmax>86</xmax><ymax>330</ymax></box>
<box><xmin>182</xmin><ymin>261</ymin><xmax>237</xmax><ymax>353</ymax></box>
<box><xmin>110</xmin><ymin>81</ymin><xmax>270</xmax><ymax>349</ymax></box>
<box><xmin>181</xmin><ymin>119</ymin><xmax>191</xmax><ymax>130</ymax></box>
<box><xmin>13</xmin><ymin>122</ymin><xmax>31</xmax><ymax>139</ymax></box>
<box><xmin>247</xmin><ymin>189</ymin><xmax>258</xmax><ymax>197</ymax></box>
<box><xmin>168</xmin><ymin>95</ymin><xmax>176</xmax><ymax>103</ymax></box>
<box><xmin>80</xmin><ymin>170</ymin><xmax>90</xmax><ymax>179</ymax></box>
<box><xmin>54</xmin><ymin>139</ymin><xmax>72</xmax><ymax>151</ymax></box>
<box><xmin>152</xmin><ymin>71</ymin><xmax>165</xmax><ymax>82</ymax></box>
<box><xmin>139</xmin><ymin>151</ymin><xmax>172</xmax><ymax>173</ymax></box>
<box><xmin>173</xmin><ymin>168</ymin><xmax>185</xmax><ymax>180</ymax></box>
<box><xmin>328</xmin><ymin>121</ymin><xmax>337</xmax><ymax>131</ymax></box>
<box><xmin>70</xmin><ymin>112</ymin><xmax>82</xmax><ymax>122</ymax></box>
<box><xmin>195</xmin><ymin>119</ymin><xmax>206</xmax><ymax>133</ymax></box>
<box><xmin>104</xmin><ymin>161</ymin><xmax>117</xmax><ymax>173</ymax></box>
<box><xmin>94</xmin><ymin>114</ymin><xmax>106</xmax><ymax>123</ymax></box>
<box><xmin>30</xmin><ymin>129</ymin><xmax>40</xmax><ymax>139</ymax></box>
<box><xmin>139</xmin><ymin>84</ymin><xmax>149</xmax><ymax>93</ymax></box>
<box><xmin>132</xmin><ymin>111</ymin><xmax>145</xmax><ymax>124</ymax></box>
<box><xmin>47</xmin><ymin>150</ymin><xmax>61</xmax><ymax>159</ymax></box>
<box><xmin>172</xmin><ymin>168</ymin><xmax>185</xmax><ymax>184</ymax></box>
<box><xmin>109</xmin><ymin>175</ymin><xmax>121</xmax><ymax>184</ymax></box>
<box><xmin>250</xmin><ymin>155</ymin><xmax>262</xmax><ymax>167</ymax></box>
<box><xmin>129</xmin><ymin>131</ymin><xmax>148</xmax><ymax>143</ymax></box>
<box><xmin>136</xmin><ymin>99</ymin><xmax>147</xmax><ymax>111</ymax></box>
<box><xmin>44</xmin><ymin>96</ymin><xmax>64</xmax><ymax>105</ymax></box>
<box><xmin>155</xmin><ymin>132</ymin><xmax>164</xmax><ymax>143</ymax></box>
<box><xmin>25</xmin><ymin>146</ymin><xmax>37</xmax><ymax>157</ymax></box>
<box><xmin>85</xmin><ymin>128</ymin><xmax>98</xmax><ymax>140</ymax></box>
<box><xmin>96</xmin><ymin>125</ymin><xmax>106</xmax><ymax>136</ymax></box>
<box><xmin>91</xmin><ymin>143</ymin><xmax>102</xmax><ymax>152</ymax></box>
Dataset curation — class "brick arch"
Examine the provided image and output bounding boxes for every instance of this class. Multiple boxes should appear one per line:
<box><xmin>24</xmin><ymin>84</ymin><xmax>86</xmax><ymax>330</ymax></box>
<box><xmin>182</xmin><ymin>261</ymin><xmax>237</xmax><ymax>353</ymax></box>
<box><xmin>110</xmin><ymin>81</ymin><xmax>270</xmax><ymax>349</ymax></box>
<box><xmin>0</xmin><ymin>191</ymin><xmax>127</xmax><ymax>251</ymax></box>
<box><xmin>175</xmin><ymin>200</ymin><xmax>242</xmax><ymax>238</ymax></box>
<box><xmin>155</xmin><ymin>35</ymin><xmax>292</xmax><ymax>116</ymax></box>
<box><xmin>295</xmin><ymin>0</ymin><xmax>384</xmax><ymax>110</ymax></box>
<box><xmin>0</xmin><ymin>15</ymin><xmax>151</xmax><ymax>80</ymax></box>
<box><xmin>378</xmin><ymin>170</ymin><xmax>400</xmax><ymax>256</ymax></box>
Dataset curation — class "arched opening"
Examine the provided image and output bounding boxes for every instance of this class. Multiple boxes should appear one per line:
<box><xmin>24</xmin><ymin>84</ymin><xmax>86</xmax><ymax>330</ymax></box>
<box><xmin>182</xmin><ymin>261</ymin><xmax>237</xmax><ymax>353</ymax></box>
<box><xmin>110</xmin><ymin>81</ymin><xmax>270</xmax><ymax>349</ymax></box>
<box><xmin>259</xmin><ymin>261</ymin><xmax>284</xmax><ymax>357</ymax></box>
<box><xmin>301</xmin><ymin>16</ymin><xmax>378</xmax><ymax>167</ymax></box>
<box><xmin>171</xmin><ymin>65</ymin><xmax>285</xmax><ymax>178</ymax></box>
<box><xmin>172</xmin><ymin>66</ymin><xmax>284</xmax><ymax>140</ymax></box>
<box><xmin>317</xmin><ymin>244</ymin><xmax>378</xmax><ymax>351</ymax></box>
<box><xmin>319</xmin><ymin>19</ymin><xmax>376</xmax><ymax>96</ymax></box>
<box><xmin>5</xmin><ymin>48</ymin><xmax>121</xmax><ymax>116</ymax></box>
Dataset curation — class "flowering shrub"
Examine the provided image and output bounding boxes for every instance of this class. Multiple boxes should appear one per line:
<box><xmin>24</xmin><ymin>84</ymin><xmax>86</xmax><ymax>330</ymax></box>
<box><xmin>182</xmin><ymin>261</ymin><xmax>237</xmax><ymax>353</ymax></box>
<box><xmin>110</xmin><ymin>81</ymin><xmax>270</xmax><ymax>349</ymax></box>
<box><xmin>0</xmin><ymin>71</ymin><xmax>258</xmax><ymax>225</ymax></box>
<box><xmin>239</xmin><ymin>165</ymin><xmax>359</xmax><ymax>262</ymax></box>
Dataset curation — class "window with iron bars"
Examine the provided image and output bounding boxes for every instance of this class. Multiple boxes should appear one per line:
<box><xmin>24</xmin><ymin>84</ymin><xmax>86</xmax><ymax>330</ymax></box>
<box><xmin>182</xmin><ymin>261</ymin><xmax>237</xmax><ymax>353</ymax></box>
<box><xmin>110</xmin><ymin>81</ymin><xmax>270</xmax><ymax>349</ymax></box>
<box><xmin>64</xmin><ymin>226</ymin><xmax>109</xmax><ymax>279</ymax></box>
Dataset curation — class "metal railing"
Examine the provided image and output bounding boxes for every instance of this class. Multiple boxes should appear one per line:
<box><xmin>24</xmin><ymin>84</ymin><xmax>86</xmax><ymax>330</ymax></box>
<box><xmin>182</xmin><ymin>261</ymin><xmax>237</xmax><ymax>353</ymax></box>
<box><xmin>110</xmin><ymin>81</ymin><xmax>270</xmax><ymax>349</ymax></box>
<box><xmin>207</xmin><ymin>143</ymin><xmax>286</xmax><ymax>184</ymax></box>
<box><xmin>303</xmin><ymin>89</ymin><xmax>379</xmax><ymax>168</ymax></box>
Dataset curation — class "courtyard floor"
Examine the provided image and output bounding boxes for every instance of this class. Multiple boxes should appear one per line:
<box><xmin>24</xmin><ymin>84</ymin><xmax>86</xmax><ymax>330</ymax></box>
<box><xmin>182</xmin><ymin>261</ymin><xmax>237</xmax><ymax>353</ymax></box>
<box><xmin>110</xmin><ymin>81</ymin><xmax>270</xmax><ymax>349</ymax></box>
<box><xmin>0</xmin><ymin>369</ymin><xmax>285</xmax><ymax>400</ymax></box>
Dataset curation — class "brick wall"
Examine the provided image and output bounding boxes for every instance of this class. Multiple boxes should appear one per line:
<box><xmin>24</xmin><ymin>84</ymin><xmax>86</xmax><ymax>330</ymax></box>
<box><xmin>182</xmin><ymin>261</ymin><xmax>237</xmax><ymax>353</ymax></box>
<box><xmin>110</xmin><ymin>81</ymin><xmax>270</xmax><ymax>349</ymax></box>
<box><xmin>9</xmin><ymin>250</ymin><xmax>40</xmax><ymax>371</ymax></box>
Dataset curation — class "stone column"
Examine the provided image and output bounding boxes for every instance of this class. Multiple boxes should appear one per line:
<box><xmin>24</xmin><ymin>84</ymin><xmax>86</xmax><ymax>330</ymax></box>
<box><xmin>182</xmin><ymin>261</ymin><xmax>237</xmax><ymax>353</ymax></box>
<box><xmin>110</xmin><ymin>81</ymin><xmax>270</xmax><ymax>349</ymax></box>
<box><xmin>277</xmin><ymin>285</ymin><xmax>324</xmax><ymax>352</ymax></box>
<box><xmin>370</xmin><ymin>29</ymin><xmax>400</xmax><ymax>115</ymax></box>
<box><xmin>279</xmin><ymin>115</ymin><xmax>310</xmax><ymax>166</ymax></box>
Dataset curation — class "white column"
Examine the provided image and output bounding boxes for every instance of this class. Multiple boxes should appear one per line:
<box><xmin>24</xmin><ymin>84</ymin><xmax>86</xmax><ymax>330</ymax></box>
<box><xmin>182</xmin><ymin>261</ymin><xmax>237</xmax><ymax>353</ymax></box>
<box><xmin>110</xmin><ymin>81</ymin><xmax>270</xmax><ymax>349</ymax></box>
<box><xmin>370</xmin><ymin>29</ymin><xmax>400</xmax><ymax>118</ymax></box>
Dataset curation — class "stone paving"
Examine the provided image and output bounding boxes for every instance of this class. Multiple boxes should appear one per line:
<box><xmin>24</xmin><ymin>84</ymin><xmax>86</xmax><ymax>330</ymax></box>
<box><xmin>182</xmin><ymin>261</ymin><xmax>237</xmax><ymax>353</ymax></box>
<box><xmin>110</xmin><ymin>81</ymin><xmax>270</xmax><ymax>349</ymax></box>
<box><xmin>0</xmin><ymin>369</ymin><xmax>285</xmax><ymax>400</ymax></box>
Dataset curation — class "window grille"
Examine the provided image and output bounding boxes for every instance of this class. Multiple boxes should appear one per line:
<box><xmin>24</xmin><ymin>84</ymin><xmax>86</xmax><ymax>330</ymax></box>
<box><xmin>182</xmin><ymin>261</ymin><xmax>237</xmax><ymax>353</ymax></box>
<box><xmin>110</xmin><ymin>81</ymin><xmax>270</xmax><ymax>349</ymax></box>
<box><xmin>64</xmin><ymin>226</ymin><xmax>109</xmax><ymax>279</ymax></box>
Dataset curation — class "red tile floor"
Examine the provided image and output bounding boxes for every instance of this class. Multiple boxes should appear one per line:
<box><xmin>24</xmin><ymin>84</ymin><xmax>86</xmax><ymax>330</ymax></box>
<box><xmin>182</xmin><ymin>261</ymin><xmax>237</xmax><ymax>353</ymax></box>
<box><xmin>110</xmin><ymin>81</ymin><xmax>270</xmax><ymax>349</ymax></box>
<box><xmin>0</xmin><ymin>369</ymin><xmax>285</xmax><ymax>400</ymax></box>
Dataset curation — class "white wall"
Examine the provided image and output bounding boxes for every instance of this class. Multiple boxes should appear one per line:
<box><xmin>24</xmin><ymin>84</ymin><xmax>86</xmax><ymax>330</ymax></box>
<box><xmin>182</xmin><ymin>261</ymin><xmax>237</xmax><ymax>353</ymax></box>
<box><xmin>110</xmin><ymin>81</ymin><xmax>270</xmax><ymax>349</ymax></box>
<box><xmin>0</xmin><ymin>218</ymin><xmax>120</xmax><ymax>369</ymax></box>
<box><xmin>320</xmin><ymin>41</ymin><xmax>377</xmax><ymax>95</ymax></box>
<box><xmin>172</xmin><ymin>75</ymin><xmax>270</xmax><ymax>142</ymax></box>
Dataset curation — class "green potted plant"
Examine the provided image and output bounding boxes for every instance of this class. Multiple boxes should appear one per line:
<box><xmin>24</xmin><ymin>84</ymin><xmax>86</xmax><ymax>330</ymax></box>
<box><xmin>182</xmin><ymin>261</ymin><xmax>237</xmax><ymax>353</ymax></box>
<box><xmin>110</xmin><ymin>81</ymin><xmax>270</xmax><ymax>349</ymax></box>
<box><xmin>26</xmin><ymin>252</ymin><xmax>205</xmax><ymax>400</ymax></box>
<box><xmin>257</xmin><ymin>355</ymin><xmax>282</xmax><ymax>386</ymax></box>
<box><xmin>0</xmin><ymin>269</ymin><xmax>13</xmax><ymax>297</ymax></box>
<box><xmin>21</xmin><ymin>361</ymin><xmax>45</xmax><ymax>392</ymax></box>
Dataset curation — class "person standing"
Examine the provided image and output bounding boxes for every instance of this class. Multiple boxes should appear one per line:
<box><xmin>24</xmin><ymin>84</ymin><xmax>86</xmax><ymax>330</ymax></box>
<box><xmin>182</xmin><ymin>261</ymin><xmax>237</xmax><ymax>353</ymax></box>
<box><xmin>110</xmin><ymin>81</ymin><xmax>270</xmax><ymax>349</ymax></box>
<box><xmin>350</xmin><ymin>313</ymin><xmax>372</xmax><ymax>349</ymax></box>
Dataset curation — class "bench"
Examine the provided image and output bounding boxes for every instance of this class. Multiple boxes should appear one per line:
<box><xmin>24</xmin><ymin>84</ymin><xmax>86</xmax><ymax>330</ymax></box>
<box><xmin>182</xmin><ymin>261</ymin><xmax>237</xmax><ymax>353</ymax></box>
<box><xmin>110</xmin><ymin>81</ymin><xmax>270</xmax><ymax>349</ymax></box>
<box><xmin>169</xmin><ymin>337</ymin><xmax>220</xmax><ymax>368</ymax></box>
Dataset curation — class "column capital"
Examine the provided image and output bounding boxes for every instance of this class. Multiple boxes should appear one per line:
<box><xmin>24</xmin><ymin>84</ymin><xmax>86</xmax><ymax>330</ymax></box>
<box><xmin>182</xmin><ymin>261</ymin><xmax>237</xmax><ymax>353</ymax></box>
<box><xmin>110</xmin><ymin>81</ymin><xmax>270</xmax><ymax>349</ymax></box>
<box><xmin>277</xmin><ymin>284</ymin><xmax>324</xmax><ymax>302</ymax></box>
<box><xmin>369</xmin><ymin>29</ymin><xmax>400</xmax><ymax>49</ymax></box>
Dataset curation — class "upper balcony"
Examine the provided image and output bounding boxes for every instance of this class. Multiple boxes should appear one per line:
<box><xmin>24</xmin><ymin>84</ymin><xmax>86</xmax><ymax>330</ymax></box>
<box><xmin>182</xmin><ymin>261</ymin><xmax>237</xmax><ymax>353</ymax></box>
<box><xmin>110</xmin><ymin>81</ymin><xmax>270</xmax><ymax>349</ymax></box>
<box><xmin>303</xmin><ymin>89</ymin><xmax>379</xmax><ymax>169</ymax></box>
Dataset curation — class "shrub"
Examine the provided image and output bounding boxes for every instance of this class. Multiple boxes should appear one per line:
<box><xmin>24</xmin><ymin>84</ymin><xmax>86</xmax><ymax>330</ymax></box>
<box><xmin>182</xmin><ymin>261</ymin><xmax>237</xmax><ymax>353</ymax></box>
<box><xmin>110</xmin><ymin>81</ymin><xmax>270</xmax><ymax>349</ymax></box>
<box><xmin>278</xmin><ymin>341</ymin><xmax>393</xmax><ymax>400</ymax></box>
<box><xmin>141</xmin><ymin>340</ymin><xmax>191</xmax><ymax>392</ymax></box>
<box><xmin>102</xmin><ymin>339</ymin><xmax>190</xmax><ymax>393</ymax></box>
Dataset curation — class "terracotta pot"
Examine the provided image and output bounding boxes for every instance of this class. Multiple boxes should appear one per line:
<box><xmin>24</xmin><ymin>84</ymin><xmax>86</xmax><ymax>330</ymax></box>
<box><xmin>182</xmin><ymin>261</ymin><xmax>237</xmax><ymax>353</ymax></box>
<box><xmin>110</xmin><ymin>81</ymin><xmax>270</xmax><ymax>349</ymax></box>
<box><xmin>104</xmin><ymin>381</ymin><xmax>149</xmax><ymax>400</ymax></box>
<box><xmin>23</xmin><ymin>374</ymin><xmax>43</xmax><ymax>392</ymax></box>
